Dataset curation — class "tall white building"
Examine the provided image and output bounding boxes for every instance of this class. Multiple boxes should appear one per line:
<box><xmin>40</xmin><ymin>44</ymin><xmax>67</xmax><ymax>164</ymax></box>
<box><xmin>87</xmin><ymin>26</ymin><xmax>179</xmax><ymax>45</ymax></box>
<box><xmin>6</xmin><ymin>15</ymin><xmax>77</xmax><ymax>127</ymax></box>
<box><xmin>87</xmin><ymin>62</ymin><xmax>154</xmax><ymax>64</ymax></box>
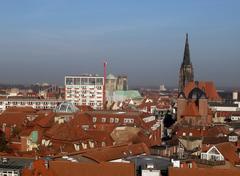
<box><xmin>65</xmin><ymin>75</ymin><xmax>104</xmax><ymax>109</ymax></box>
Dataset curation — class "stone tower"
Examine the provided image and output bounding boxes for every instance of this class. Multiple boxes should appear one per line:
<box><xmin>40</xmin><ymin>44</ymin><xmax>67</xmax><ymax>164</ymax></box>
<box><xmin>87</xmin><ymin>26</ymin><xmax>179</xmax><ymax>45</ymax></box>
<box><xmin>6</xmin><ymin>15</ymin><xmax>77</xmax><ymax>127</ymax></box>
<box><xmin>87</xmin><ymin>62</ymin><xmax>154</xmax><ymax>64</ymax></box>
<box><xmin>179</xmin><ymin>33</ymin><xmax>194</xmax><ymax>92</ymax></box>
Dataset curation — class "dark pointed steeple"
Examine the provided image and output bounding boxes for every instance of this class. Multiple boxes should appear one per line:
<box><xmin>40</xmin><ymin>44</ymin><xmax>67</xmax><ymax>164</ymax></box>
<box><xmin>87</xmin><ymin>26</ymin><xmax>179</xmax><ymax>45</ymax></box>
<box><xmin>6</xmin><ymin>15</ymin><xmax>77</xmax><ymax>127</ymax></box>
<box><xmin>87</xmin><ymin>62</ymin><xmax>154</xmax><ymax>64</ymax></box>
<box><xmin>179</xmin><ymin>33</ymin><xmax>194</xmax><ymax>92</ymax></box>
<box><xmin>183</xmin><ymin>33</ymin><xmax>191</xmax><ymax>65</ymax></box>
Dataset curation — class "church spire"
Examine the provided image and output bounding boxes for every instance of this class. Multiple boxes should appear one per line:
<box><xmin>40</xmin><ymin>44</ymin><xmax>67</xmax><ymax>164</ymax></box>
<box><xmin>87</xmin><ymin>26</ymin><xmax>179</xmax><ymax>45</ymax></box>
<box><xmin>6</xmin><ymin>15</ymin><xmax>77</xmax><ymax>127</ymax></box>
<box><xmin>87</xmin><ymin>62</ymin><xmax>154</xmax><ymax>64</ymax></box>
<box><xmin>178</xmin><ymin>33</ymin><xmax>194</xmax><ymax>92</ymax></box>
<box><xmin>183</xmin><ymin>33</ymin><xmax>191</xmax><ymax>65</ymax></box>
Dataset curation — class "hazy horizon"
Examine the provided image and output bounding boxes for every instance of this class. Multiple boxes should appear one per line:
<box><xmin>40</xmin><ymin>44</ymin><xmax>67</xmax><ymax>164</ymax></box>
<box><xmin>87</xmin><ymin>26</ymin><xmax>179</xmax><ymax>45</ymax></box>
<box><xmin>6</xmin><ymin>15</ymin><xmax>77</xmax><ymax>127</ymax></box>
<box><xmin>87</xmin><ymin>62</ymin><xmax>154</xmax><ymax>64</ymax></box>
<box><xmin>0</xmin><ymin>1</ymin><xmax>240</xmax><ymax>88</ymax></box>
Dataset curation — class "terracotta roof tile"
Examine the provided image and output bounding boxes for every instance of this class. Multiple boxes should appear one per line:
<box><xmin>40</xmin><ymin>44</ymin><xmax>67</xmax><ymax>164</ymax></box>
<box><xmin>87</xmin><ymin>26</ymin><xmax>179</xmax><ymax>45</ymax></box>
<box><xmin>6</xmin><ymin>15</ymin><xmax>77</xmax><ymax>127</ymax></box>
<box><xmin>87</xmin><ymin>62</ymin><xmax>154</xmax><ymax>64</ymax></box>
<box><xmin>169</xmin><ymin>167</ymin><xmax>240</xmax><ymax>176</ymax></box>
<box><xmin>184</xmin><ymin>81</ymin><xmax>221</xmax><ymax>101</ymax></box>
<box><xmin>215</xmin><ymin>142</ymin><xmax>240</xmax><ymax>165</ymax></box>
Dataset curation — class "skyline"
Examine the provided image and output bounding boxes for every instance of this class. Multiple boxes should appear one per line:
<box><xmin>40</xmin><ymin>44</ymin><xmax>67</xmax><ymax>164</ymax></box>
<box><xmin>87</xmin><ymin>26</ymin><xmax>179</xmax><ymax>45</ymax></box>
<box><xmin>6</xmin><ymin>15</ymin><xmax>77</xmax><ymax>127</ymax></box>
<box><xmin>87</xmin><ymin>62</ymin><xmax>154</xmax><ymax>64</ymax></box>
<box><xmin>0</xmin><ymin>1</ymin><xmax>240</xmax><ymax>88</ymax></box>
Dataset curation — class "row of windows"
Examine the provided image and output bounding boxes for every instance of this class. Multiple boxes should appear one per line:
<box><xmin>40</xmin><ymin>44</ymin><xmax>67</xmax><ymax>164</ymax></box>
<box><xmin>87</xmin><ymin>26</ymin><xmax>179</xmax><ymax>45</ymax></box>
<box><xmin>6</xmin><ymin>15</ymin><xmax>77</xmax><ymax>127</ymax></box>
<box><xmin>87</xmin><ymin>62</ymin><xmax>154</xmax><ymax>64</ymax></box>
<box><xmin>5</xmin><ymin>105</ymin><xmax>56</xmax><ymax>109</ymax></box>
<box><xmin>66</xmin><ymin>89</ymin><xmax>102</xmax><ymax>93</ymax></box>
<box><xmin>67</xmin><ymin>86</ymin><xmax>102</xmax><ymax>90</ymax></box>
<box><xmin>92</xmin><ymin>117</ymin><xmax>134</xmax><ymax>124</ymax></box>
<box><xmin>3</xmin><ymin>101</ymin><xmax>58</xmax><ymax>106</ymax></box>
<box><xmin>65</xmin><ymin>77</ymin><xmax>103</xmax><ymax>85</ymax></box>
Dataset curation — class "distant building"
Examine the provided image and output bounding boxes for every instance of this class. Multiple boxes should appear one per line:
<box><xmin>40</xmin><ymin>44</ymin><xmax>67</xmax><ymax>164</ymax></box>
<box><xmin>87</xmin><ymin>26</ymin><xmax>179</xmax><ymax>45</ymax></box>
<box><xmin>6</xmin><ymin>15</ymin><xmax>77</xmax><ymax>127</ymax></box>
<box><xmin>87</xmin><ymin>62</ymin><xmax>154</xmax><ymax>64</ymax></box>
<box><xmin>112</xmin><ymin>90</ymin><xmax>142</xmax><ymax>102</ymax></box>
<box><xmin>106</xmin><ymin>74</ymin><xmax>128</xmax><ymax>92</ymax></box>
<box><xmin>116</xmin><ymin>75</ymin><xmax>128</xmax><ymax>91</ymax></box>
<box><xmin>65</xmin><ymin>75</ymin><xmax>104</xmax><ymax>109</ymax></box>
<box><xmin>0</xmin><ymin>98</ymin><xmax>63</xmax><ymax>112</ymax></box>
<box><xmin>106</xmin><ymin>74</ymin><xmax>128</xmax><ymax>103</ymax></box>
<box><xmin>179</xmin><ymin>34</ymin><xmax>194</xmax><ymax>92</ymax></box>
<box><xmin>160</xmin><ymin>84</ymin><xmax>167</xmax><ymax>91</ymax></box>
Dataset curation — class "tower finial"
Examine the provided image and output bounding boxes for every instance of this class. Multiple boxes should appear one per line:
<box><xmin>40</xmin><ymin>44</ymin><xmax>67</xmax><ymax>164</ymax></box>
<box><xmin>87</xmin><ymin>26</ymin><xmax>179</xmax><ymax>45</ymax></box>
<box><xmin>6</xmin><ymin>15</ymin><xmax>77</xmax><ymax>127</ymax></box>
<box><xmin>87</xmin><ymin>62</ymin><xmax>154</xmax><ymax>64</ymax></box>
<box><xmin>186</xmin><ymin>33</ymin><xmax>189</xmax><ymax>43</ymax></box>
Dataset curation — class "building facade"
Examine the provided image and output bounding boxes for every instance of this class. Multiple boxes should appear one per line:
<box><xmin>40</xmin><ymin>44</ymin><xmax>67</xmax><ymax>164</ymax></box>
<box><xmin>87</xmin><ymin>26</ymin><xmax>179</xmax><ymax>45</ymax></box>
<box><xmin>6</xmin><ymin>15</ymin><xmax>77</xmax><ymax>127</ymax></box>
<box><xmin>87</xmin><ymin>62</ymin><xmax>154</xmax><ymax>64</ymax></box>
<box><xmin>0</xmin><ymin>99</ymin><xmax>63</xmax><ymax>112</ymax></box>
<box><xmin>65</xmin><ymin>75</ymin><xmax>104</xmax><ymax>109</ymax></box>
<box><xmin>179</xmin><ymin>34</ymin><xmax>194</xmax><ymax>92</ymax></box>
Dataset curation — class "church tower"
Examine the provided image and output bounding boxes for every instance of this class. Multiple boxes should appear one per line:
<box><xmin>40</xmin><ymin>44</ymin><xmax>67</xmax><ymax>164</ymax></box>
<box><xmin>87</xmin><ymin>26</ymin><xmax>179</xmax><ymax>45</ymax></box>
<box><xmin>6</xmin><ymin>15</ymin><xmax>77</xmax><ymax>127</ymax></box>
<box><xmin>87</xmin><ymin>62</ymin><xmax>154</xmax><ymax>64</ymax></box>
<box><xmin>178</xmin><ymin>33</ymin><xmax>194</xmax><ymax>92</ymax></box>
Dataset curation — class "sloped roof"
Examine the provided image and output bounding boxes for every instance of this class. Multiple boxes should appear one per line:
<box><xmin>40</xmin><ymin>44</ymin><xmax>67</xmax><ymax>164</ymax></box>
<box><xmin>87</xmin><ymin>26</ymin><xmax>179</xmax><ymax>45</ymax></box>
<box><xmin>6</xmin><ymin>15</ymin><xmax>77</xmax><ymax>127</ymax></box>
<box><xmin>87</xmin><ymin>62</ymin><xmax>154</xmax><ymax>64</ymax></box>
<box><xmin>169</xmin><ymin>167</ymin><xmax>240</xmax><ymax>176</ymax></box>
<box><xmin>4</xmin><ymin>107</ymin><xmax>37</xmax><ymax>113</ymax></box>
<box><xmin>48</xmin><ymin>160</ymin><xmax>135</xmax><ymax>176</ymax></box>
<box><xmin>44</xmin><ymin>114</ymin><xmax>92</xmax><ymax>142</ymax></box>
<box><xmin>205</xmin><ymin>125</ymin><xmax>230</xmax><ymax>137</ymax></box>
<box><xmin>81</xmin><ymin>143</ymin><xmax>149</xmax><ymax>162</ymax></box>
<box><xmin>202</xmin><ymin>137</ymin><xmax>228</xmax><ymax>145</ymax></box>
<box><xmin>184</xmin><ymin>81</ymin><xmax>221</xmax><ymax>101</ymax></box>
<box><xmin>0</xmin><ymin>112</ymin><xmax>28</xmax><ymax>128</ymax></box>
<box><xmin>215</xmin><ymin>142</ymin><xmax>240</xmax><ymax>165</ymax></box>
<box><xmin>113</xmin><ymin>90</ymin><xmax>142</xmax><ymax>99</ymax></box>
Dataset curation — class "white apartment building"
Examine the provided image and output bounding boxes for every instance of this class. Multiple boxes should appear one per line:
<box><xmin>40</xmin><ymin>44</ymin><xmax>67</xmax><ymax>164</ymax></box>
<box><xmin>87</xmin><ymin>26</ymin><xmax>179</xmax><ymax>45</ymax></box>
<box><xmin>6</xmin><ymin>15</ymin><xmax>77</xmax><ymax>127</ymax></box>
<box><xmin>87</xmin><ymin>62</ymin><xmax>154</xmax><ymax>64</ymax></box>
<box><xmin>65</xmin><ymin>75</ymin><xmax>104</xmax><ymax>109</ymax></box>
<box><xmin>0</xmin><ymin>99</ymin><xmax>63</xmax><ymax>112</ymax></box>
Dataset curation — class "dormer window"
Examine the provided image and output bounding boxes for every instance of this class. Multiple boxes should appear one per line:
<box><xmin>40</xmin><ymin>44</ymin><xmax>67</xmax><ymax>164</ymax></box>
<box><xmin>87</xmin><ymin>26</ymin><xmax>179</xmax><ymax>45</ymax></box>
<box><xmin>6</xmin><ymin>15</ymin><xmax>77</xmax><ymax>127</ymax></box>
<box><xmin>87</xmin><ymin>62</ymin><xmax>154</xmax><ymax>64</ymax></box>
<box><xmin>110</xmin><ymin>118</ymin><xmax>114</xmax><ymax>123</ymax></box>
<box><xmin>101</xmin><ymin>117</ymin><xmax>106</xmax><ymax>123</ymax></box>
<box><xmin>92</xmin><ymin>117</ymin><xmax>97</xmax><ymax>123</ymax></box>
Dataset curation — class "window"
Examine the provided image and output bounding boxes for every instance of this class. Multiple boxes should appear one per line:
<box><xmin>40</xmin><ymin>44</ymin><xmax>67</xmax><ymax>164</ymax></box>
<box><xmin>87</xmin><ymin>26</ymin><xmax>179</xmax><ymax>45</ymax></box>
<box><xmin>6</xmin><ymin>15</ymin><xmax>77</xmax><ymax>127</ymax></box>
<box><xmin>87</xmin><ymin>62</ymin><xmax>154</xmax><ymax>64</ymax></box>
<box><xmin>81</xmin><ymin>78</ymin><xmax>88</xmax><ymax>85</ymax></box>
<box><xmin>124</xmin><ymin>118</ymin><xmax>134</xmax><ymax>124</ymax></box>
<box><xmin>96</xmin><ymin>78</ymin><xmax>103</xmax><ymax>85</ymax></box>
<box><xmin>102</xmin><ymin>117</ymin><xmax>106</xmax><ymax>123</ymax></box>
<box><xmin>115</xmin><ymin>118</ymin><xmax>119</xmax><ymax>123</ymax></box>
<box><xmin>89</xmin><ymin>78</ymin><xmax>96</xmax><ymax>85</ymax></box>
<box><xmin>183</xmin><ymin>132</ymin><xmax>186</xmax><ymax>136</ymax></box>
<box><xmin>74</xmin><ymin>78</ymin><xmax>81</xmax><ymax>85</ymax></box>
<box><xmin>110</xmin><ymin>118</ymin><xmax>114</xmax><ymax>123</ymax></box>
<box><xmin>92</xmin><ymin>117</ymin><xmax>97</xmax><ymax>123</ymax></box>
<box><xmin>188</xmin><ymin>163</ymin><xmax>192</xmax><ymax>168</ymax></box>
<box><xmin>96</xmin><ymin>86</ymin><xmax>102</xmax><ymax>90</ymax></box>
<box><xmin>66</xmin><ymin>77</ymin><xmax>73</xmax><ymax>85</ymax></box>
<box><xmin>189</xmin><ymin>132</ymin><xmax>192</xmax><ymax>136</ymax></box>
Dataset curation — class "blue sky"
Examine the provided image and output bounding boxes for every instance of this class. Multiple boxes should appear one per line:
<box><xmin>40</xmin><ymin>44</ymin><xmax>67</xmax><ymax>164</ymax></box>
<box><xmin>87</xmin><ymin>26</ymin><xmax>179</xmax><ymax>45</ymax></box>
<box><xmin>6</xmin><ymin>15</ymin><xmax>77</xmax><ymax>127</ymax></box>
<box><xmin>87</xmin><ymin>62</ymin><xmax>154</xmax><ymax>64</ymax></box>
<box><xmin>0</xmin><ymin>0</ymin><xmax>239</xmax><ymax>88</ymax></box>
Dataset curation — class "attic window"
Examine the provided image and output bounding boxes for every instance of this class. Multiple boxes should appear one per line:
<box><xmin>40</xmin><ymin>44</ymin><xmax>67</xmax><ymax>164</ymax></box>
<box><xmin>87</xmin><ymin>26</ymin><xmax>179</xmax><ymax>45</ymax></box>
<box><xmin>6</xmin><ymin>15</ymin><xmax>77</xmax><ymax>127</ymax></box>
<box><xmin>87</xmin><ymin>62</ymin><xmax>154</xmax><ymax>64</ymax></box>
<box><xmin>110</xmin><ymin>118</ymin><xmax>114</xmax><ymax>123</ymax></box>
<box><xmin>115</xmin><ymin>118</ymin><xmax>119</xmax><ymax>123</ymax></box>
<box><xmin>92</xmin><ymin>117</ymin><xmax>97</xmax><ymax>123</ymax></box>
<box><xmin>102</xmin><ymin>118</ymin><xmax>106</xmax><ymax>123</ymax></box>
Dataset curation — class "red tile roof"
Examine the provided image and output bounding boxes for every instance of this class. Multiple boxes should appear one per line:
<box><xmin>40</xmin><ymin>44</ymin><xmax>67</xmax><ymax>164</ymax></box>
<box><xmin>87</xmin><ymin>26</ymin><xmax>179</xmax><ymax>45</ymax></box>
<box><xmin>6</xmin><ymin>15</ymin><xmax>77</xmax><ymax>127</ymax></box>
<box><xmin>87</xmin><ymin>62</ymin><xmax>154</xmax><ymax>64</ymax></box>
<box><xmin>0</xmin><ymin>112</ymin><xmax>28</xmax><ymax>128</ymax></box>
<box><xmin>215</xmin><ymin>142</ymin><xmax>240</xmax><ymax>165</ymax></box>
<box><xmin>78</xmin><ymin>143</ymin><xmax>149</xmax><ymax>162</ymax></box>
<box><xmin>184</xmin><ymin>81</ymin><xmax>221</xmax><ymax>101</ymax></box>
<box><xmin>169</xmin><ymin>167</ymin><xmax>240</xmax><ymax>176</ymax></box>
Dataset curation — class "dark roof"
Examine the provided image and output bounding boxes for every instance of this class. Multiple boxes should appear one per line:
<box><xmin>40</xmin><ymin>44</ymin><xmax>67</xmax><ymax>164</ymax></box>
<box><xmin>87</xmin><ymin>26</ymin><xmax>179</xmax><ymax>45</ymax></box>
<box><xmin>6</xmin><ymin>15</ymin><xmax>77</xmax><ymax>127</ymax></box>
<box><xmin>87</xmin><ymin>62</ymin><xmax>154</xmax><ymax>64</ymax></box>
<box><xmin>209</xmin><ymin>102</ymin><xmax>238</xmax><ymax>107</ymax></box>
<box><xmin>182</xmin><ymin>33</ymin><xmax>191</xmax><ymax>65</ymax></box>
<box><xmin>188</xmin><ymin>87</ymin><xmax>207</xmax><ymax>99</ymax></box>
<box><xmin>202</xmin><ymin>137</ymin><xmax>228</xmax><ymax>144</ymax></box>
<box><xmin>0</xmin><ymin>157</ymin><xmax>34</xmax><ymax>170</ymax></box>
<box><xmin>126</xmin><ymin>155</ymin><xmax>170</xmax><ymax>171</ymax></box>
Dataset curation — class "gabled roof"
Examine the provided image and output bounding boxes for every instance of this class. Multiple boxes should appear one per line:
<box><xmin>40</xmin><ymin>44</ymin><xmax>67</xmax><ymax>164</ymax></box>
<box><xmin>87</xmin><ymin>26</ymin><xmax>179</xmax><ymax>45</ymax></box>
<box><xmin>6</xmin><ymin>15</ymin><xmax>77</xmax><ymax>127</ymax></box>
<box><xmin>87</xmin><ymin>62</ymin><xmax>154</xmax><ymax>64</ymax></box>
<box><xmin>81</xmin><ymin>143</ymin><xmax>149</xmax><ymax>162</ymax></box>
<box><xmin>184</xmin><ymin>81</ymin><xmax>221</xmax><ymax>101</ymax></box>
<box><xmin>215</xmin><ymin>142</ymin><xmax>240</xmax><ymax>165</ymax></box>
